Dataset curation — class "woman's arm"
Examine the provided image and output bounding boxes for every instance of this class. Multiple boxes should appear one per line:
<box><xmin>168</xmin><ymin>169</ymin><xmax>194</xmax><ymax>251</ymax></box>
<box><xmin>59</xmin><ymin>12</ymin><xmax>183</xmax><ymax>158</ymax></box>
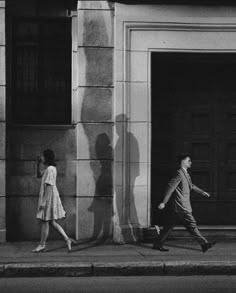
<box><xmin>36</xmin><ymin>156</ymin><xmax>44</xmax><ymax>178</ymax></box>
<box><xmin>39</xmin><ymin>183</ymin><xmax>52</xmax><ymax>209</ymax></box>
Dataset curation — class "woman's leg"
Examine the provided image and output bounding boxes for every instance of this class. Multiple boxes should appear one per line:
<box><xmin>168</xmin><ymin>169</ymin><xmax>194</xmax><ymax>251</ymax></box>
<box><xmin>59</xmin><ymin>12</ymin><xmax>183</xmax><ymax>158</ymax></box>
<box><xmin>40</xmin><ymin>221</ymin><xmax>49</xmax><ymax>245</ymax></box>
<box><xmin>50</xmin><ymin>220</ymin><xmax>69</xmax><ymax>241</ymax></box>
<box><xmin>32</xmin><ymin>220</ymin><xmax>49</xmax><ymax>252</ymax></box>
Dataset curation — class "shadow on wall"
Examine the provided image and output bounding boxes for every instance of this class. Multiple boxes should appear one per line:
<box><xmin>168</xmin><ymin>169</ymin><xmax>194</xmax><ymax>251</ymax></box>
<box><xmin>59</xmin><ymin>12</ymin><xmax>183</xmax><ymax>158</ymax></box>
<box><xmin>88</xmin><ymin>133</ymin><xmax>113</xmax><ymax>242</ymax></box>
<box><xmin>115</xmin><ymin>114</ymin><xmax>140</xmax><ymax>243</ymax></box>
<box><xmin>80</xmin><ymin>9</ymin><xmax>114</xmax><ymax>242</ymax></box>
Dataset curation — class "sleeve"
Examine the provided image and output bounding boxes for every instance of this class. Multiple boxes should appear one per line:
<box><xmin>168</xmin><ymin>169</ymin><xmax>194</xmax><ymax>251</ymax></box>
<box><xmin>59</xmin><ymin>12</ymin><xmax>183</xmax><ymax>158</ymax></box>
<box><xmin>44</xmin><ymin>167</ymin><xmax>54</xmax><ymax>186</ymax></box>
<box><xmin>162</xmin><ymin>172</ymin><xmax>182</xmax><ymax>204</ymax></box>
<box><xmin>192</xmin><ymin>184</ymin><xmax>205</xmax><ymax>196</ymax></box>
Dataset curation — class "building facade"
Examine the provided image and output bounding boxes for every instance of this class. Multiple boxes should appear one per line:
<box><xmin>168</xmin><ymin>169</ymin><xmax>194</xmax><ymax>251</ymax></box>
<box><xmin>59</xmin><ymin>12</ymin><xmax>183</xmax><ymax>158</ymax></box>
<box><xmin>0</xmin><ymin>0</ymin><xmax>236</xmax><ymax>242</ymax></box>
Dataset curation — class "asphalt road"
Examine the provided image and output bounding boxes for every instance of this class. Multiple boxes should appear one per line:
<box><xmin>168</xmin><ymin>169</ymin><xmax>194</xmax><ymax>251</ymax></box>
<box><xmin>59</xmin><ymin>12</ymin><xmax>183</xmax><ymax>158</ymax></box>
<box><xmin>1</xmin><ymin>276</ymin><xmax>236</xmax><ymax>293</ymax></box>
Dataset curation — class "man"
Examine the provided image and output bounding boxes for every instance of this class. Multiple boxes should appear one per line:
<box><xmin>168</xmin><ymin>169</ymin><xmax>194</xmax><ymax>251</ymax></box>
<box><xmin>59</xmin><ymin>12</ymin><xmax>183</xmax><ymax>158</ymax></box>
<box><xmin>153</xmin><ymin>154</ymin><xmax>216</xmax><ymax>253</ymax></box>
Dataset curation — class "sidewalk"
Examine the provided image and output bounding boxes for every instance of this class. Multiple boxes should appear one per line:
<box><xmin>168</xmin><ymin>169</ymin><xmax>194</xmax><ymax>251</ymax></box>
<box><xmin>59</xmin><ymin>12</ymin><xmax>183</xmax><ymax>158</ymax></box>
<box><xmin>0</xmin><ymin>239</ymin><xmax>236</xmax><ymax>277</ymax></box>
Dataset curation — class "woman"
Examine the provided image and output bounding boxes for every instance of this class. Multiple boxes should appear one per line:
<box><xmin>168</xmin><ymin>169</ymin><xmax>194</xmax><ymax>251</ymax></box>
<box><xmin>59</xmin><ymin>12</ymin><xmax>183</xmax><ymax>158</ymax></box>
<box><xmin>32</xmin><ymin>149</ymin><xmax>75</xmax><ymax>252</ymax></box>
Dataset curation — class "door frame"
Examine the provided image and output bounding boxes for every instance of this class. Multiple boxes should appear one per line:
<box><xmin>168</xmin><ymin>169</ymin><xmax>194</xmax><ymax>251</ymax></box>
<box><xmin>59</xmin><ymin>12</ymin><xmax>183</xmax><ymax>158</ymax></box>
<box><xmin>114</xmin><ymin>2</ymin><xmax>236</xmax><ymax>242</ymax></box>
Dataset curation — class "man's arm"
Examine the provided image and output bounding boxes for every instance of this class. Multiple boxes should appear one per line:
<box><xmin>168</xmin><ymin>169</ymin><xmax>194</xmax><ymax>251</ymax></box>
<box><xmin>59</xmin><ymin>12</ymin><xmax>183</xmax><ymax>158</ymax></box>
<box><xmin>158</xmin><ymin>172</ymin><xmax>182</xmax><ymax>209</ymax></box>
<box><xmin>192</xmin><ymin>184</ymin><xmax>210</xmax><ymax>197</ymax></box>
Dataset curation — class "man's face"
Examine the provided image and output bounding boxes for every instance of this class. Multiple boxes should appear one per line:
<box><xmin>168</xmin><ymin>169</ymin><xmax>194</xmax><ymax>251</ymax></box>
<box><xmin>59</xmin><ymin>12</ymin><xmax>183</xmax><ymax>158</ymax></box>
<box><xmin>182</xmin><ymin>157</ymin><xmax>192</xmax><ymax>169</ymax></box>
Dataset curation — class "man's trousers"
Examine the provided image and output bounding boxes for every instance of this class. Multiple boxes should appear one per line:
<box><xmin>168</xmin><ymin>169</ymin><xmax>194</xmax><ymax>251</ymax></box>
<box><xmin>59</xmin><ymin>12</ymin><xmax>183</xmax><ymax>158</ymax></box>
<box><xmin>156</xmin><ymin>210</ymin><xmax>208</xmax><ymax>245</ymax></box>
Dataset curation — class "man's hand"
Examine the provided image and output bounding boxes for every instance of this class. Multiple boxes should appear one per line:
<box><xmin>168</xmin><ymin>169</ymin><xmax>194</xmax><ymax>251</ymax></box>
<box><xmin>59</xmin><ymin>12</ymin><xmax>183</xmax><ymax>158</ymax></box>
<box><xmin>203</xmin><ymin>192</ymin><xmax>210</xmax><ymax>198</ymax></box>
<box><xmin>158</xmin><ymin>202</ymin><xmax>165</xmax><ymax>210</ymax></box>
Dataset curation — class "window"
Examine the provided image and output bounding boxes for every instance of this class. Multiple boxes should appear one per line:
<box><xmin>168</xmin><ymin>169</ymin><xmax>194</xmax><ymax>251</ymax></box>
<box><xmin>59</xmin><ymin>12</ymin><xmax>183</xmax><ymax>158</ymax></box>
<box><xmin>12</xmin><ymin>18</ymin><xmax>71</xmax><ymax>124</ymax></box>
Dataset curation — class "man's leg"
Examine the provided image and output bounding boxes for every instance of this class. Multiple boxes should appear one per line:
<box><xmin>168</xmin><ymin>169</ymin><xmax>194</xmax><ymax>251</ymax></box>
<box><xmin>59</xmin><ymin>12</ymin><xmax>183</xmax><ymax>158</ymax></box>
<box><xmin>153</xmin><ymin>223</ymin><xmax>175</xmax><ymax>251</ymax></box>
<box><xmin>177</xmin><ymin>211</ymin><xmax>216</xmax><ymax>252</ymax></box>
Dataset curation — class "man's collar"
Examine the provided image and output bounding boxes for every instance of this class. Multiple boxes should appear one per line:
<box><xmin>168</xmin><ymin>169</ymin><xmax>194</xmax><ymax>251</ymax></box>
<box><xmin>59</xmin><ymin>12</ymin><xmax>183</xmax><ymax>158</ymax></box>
<box><xmin>181</xmin><ymin>167</ymin><xmax>188</xmax><ymax>173</ymax></box>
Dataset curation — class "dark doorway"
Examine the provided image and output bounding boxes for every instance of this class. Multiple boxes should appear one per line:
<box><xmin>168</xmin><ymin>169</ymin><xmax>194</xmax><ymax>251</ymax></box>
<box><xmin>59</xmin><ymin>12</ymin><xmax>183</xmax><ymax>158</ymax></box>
<box><xmin>151</xmin><ymin>52</ymin><xmax>236</xmax><ymax>226</ymax></box>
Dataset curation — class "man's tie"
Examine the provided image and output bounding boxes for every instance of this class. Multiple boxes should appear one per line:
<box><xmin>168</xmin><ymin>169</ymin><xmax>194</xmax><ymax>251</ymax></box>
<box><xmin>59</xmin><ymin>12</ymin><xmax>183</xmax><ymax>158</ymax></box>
<box><xmin>186</xmin><ymin>172</ymin><xmax>192</xmax><ymax>185</ymax></box>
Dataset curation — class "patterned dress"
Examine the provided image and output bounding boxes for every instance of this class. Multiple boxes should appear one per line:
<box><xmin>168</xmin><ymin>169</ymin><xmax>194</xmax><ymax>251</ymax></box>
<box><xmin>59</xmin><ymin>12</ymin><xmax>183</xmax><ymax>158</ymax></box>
<box><xmin>36</xmin><ymin>165</ymin><xmax>66</xmax><ymax>221</ymax></box>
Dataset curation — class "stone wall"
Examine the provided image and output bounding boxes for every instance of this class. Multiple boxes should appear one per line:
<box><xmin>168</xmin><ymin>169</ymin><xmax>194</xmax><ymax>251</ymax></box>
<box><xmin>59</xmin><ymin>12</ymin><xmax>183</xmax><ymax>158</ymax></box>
<box><xmin>0</xmin><ymin>0</ymin><xmax>5</xmax><ymax>242</ymax></box>
<box><xmin>75</xmin><ymin>1</ymin><xmax>114</xmax><ymax>241</ymax></box>
<box><xmin>6</xmin><ymin>0</ymin><xmax>77</xmax><ymax>241</ymax></box>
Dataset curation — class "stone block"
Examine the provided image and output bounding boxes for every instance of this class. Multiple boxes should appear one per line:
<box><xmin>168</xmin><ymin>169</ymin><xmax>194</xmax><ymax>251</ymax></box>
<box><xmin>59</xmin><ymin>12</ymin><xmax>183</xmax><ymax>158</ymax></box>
<box><xmin>0</xmin><ymin>46</ymin><xmax>5</xmax><ymax>85</ymax></box>
<box><xmin>78</xmin><ymin>1</ymin><xmax>114</xmax><ymax>10</ymax></box>
<box><xmin>78</xmin><ymin>10</ymin><xmax>114</xmax><ymax>47</ymax></box>
<box><xmin>0</xmin><ymin>2</ymin><xmax>5</xmax><ymax>9</ymax></box>
<box><xmin>7</xmin><ymin>176</ymin><xmax>40</xmax><ymax>196</ymax></box>
<box><xmin>7</xmin><ymin>127</ymin><xmax>76</xmax><ymax>160</ymax></box>
<box><xmin>79</xmin><ymin>47</ymin><xmax>113</xmax><ymax>87</ymax></box>
<box><xmin>115</xmin><ymin>121</ymin><xmax>149</xmax><ymax>164</ymax></box>
<box><xmin>76</xmin><ymin>197</ymin><xmax>113</xmax><ymax>241</ymax></box>
<box><xmin>76</xmin><ymin>160</ymin><xmax>113</xmax><ymax>197</ymax></box>
<box><xmin>0</xmin><ymin>229</ymin><xmax>5</xmax><ymax>242</ymax></box>
<box><xmin>3</xmin><ymin>263</ymin><xmax>92</xmax><ymax>278</ymax></box>
<box><xmin>0</xmin><ymin>159</ymin><xmax>5</xmax><ymax>196</ymax></box>
<box><xmin>76</xmin><ymin>160</ymin><xmax>96</xmax><ymax>197</ymax></box>
<box><xmin>72</xmin><ymin>89</ymin><xmax>80</xmax><ymax>123</ymax></box>
<box><xmin>114</xmin><ymin>162</ymin><xmax>123</xmax><ymax>186</ymax></box>
<box><xmin>0</xmin><ymin>122</ymin><xmax>5</xmax><ymax>159</ymax></box>
<box><xmin>6</xmin><ymin>196</ymin><xmax>40</xmax><ymax>240</ymax></box>
<box><xmin>7</xmin><ymin>160</ymin><xmax>35</xmax><ymax>176</ymax></box>
<box><xmin>93</xmin><ymin>262</ymin><xmax>164</xmax><ymax>276</ymax></box>
<box><xmin>78</xmin><ymin>87</ymin><xmax>113</xmax><ymax>122</ymax></box>
<box><xmin>129</xmin><ymin>51</ymin><xmax>148</xmax><ymax>82</ymax></box>
<box><xmin>72</xmin><ymin>50</ymin><xmax>79</xmax><ymax>90</ymax></box>
<box><xmin>129</xmin><ymin>82</ymin><xmax>149</xmax><ymax>122</ymax></box>
<box><xmin>0</xmin><ymin>86</ymin><xmax>5</xmax><ymax>121</ymax></box>
<box><xmin>0</xmin><ymin>9</ymin><xmax>4</xmax><ymax>45</ymax></box>
<box><xmin>115</xmin><ymin>50</ymin><xmax>124</xmax><ymax>82</ymax></box>
<box><xmin>114</xmin><ymin>82</ymin><xmax>124</xmax><ymax>118</ymax></box>
<box><xmin>129</xmin><ymin>162</ymin><xmax>149</xmax><ymax>186</ymax></box>
<box><xmin>113</xmin><ymin>185</ymin><xmax>124</xmax><ymax>225</ymax></box>
<box><xmin>72</xmin><ymin>15</ymin><xmax>78</xmax><ymax>52</ymax></box>
<box><xmin>56</xmin><ymin>160</ymin><xmax>77</xmax><ymax>196</ymax></box>
<box><xmin>164</xmin><ymin>261</ymin><xmax>236</xmax><ymax>276</ymax></box>
<box><xmin>114</xmin><ymin>122</ymin><xmax>124</xmax><ymax>163</ymax></box>
<box><xmin>129</xmin><ymin>185</ymin><xmax>148</xmax><ymax>226</ymax></box>
<box><xmin>129</xmin><ymin>122</ymin><xmax>149</xmax><ymax>163</ymax></box>
<box><xmin>7</xmin><ymin>160</ymin><xmax>76</xmax><ymax>196</ymax></box>
<box><xmin>6</xmin><ymin>196</ymin><xmax>75</xmax><ymax>241</ymax></box>
<box><xmin>76</xmin><ymin>123</ymin><xmax>113</xmax><ymax>160</ymax></box>
<box><xmin>0</xmin><ymin>196</ymin><xmax>5</xmax><ymax>230</ymax></box>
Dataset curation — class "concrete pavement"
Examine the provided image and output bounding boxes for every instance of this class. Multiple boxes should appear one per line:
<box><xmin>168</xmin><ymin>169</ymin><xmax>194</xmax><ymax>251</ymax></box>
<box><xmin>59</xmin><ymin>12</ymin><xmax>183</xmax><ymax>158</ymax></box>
<box><xmin>0</xmin><ymin>239</ymin><xmax>236</xmax><ymax>277</ymax></box>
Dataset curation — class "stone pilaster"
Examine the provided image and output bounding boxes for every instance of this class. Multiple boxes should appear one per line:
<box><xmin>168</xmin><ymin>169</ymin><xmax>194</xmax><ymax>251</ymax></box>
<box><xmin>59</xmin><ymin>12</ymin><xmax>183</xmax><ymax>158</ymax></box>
<box><xmin>75</xmin><ymin>1</ymin><xmax>114</xmax><ymax>241</ymax></box>
<box><xmin>0</xmin><ymin>0</ymin><xmax>5</xmax><ymax>242</ymax></box>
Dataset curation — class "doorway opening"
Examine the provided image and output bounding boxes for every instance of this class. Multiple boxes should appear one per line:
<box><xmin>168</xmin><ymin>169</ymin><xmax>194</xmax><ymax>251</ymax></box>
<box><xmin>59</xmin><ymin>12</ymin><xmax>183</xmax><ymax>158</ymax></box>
<box><xmin>151</xmin><ymin>52</ymin><xmax>236</xmax><ymax>226</ymax></box>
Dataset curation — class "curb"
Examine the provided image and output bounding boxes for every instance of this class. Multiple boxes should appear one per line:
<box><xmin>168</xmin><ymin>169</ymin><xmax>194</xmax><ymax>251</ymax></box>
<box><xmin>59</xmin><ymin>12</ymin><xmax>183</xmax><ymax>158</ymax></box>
<box><xmin>1</xmin><ymin>261</ymin><xmax>236</xmax><ymax>277</ymax></box>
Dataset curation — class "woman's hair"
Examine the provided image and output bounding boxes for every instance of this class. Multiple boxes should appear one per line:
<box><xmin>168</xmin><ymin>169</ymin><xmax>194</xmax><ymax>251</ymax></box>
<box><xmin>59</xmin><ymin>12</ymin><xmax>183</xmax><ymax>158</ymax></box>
<box><xmin>43</xmin><ymin>149</ymin><xmax>56</xmax><ymax>166</ymax></box>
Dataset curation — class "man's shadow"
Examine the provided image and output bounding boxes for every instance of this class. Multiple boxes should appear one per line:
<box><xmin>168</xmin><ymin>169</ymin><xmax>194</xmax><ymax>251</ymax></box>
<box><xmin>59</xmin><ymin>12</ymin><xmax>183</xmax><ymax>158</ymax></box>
<box><xmin>115</xmin><ymin>114</ymin><xmax>140</xmax><ymax>242</ymax></box>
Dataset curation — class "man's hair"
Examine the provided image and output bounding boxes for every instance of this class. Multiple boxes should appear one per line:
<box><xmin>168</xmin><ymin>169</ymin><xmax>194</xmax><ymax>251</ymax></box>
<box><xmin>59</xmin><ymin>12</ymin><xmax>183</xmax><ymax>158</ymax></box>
<box><xmin>177</xmin><ymin>153</ymin><xmax>191</xmax><ymax>165</ymax></box>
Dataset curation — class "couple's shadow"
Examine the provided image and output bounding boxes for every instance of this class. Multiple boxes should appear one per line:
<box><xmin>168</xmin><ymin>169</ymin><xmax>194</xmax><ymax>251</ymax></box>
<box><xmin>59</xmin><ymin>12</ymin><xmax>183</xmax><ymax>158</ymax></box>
<box><xmin>45</xmin><ymin>239</ymin><xmax>110</xmax><ymax>253</ymax></box>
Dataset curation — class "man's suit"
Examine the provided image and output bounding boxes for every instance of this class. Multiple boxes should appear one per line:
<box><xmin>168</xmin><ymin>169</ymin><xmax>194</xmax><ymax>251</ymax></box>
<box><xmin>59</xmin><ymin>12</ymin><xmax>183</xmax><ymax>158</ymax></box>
<box><xmin>156</xmin><ymin>168</ymin><xmax>208</xmax><ymax>245</ymax></box>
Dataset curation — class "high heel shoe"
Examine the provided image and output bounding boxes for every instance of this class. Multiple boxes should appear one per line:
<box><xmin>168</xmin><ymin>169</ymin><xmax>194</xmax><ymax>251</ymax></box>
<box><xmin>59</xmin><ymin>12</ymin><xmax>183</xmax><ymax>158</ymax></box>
<box><xmin>32</xmin><ymin>244</ymin><xmax>46</xmax><ymax>253</ymax></box>
<box><xmin>66</xmin><ymin>238</ymin><xmax>77</xmax><ymax>252</ymax></box>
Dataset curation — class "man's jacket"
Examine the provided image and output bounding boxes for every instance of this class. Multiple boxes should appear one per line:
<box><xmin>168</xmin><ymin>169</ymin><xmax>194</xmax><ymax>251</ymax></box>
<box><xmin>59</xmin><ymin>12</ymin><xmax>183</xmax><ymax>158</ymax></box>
<box><xmin>162</xmin><ymin>168</ymin><xmax>206</xmax><ymax>213</ymax></box>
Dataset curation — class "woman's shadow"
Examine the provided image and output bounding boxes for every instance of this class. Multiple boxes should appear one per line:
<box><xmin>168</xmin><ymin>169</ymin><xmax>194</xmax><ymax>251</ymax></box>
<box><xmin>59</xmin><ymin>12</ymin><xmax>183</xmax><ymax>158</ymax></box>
<box><xmin>88</xmin><ymin>133</ymin><xmax>113</xmax><ymax>243</ymax></box>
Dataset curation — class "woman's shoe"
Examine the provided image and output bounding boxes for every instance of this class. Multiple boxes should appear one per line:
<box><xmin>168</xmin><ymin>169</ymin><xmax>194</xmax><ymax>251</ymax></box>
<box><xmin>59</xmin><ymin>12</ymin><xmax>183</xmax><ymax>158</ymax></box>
<box><xmin>66</xmin><ymin>238</ymin><xmax>77</xmax><ymax>252</ymax></box>
<box><xmin>32</xmin><ymin>244</ymin><xmax>46</xmax><ymax>253</ymax></box>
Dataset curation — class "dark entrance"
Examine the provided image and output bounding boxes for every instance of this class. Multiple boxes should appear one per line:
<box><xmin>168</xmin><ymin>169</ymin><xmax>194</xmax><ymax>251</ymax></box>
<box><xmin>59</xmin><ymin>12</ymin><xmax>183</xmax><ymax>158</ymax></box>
<box><xmin>151</xmin><ymin>52</ymin><xmax>236</xmax><ymax>226</ymax></box>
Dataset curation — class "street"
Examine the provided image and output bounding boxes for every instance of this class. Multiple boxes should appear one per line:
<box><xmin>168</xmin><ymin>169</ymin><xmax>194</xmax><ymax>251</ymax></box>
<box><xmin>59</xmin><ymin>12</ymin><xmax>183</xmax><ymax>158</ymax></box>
<box><xmin>1</xmin><ymin>276</ymin><xmax>236</xmax><ymax>293</ymax></box>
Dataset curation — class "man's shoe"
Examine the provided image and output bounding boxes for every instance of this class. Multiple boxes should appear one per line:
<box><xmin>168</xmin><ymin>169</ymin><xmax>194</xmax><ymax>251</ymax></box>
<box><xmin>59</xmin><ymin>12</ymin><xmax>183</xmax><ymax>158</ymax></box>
<box><xmin>201</xmin><ymin>241</ymin><xmax>216</xmax><ymax>253</ymax></box>
<box><xmin>153</xmin><ymin>242</ymin><xmax>169</xmax><ymax>252</ymax></box>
